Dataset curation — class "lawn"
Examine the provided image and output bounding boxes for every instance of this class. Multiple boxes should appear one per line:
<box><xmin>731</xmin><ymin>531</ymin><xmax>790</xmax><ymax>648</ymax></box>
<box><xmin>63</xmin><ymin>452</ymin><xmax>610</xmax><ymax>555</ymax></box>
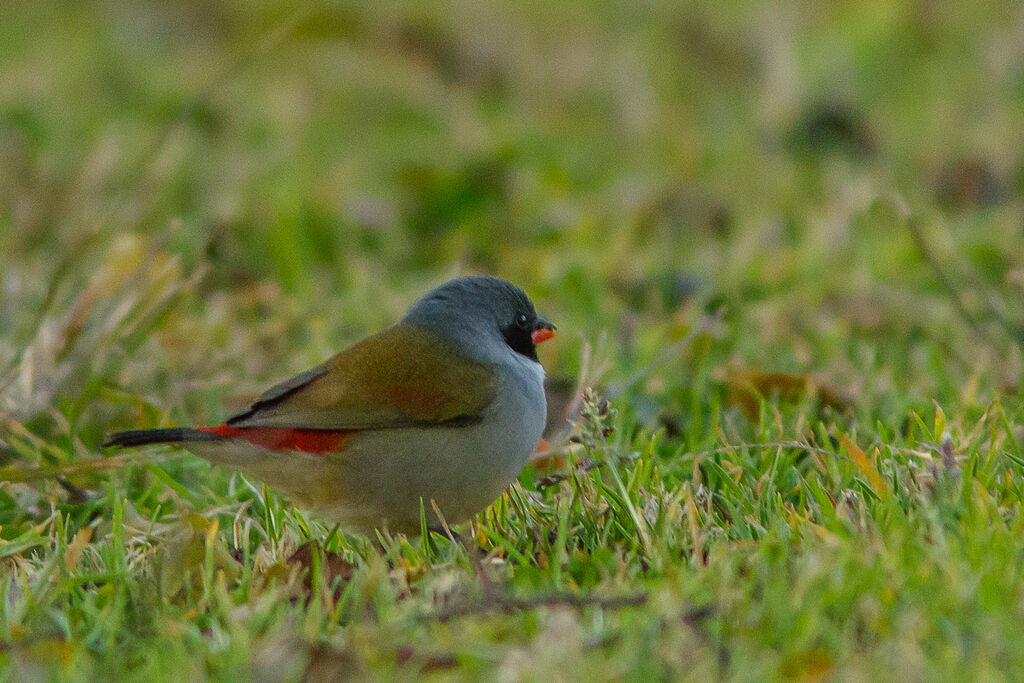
<box><xmin>3</xmin><ymin>1</ymin><xmax>1024</xmax><ymax>680</ymax></box>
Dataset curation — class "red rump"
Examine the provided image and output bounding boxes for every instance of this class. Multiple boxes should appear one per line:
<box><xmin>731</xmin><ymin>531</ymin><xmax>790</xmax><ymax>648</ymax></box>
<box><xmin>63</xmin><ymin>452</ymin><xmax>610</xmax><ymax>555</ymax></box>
<box><xmin>198</xmin><ymin>424</ymin><xmax>350</xmax><ymax>453</ymax></box>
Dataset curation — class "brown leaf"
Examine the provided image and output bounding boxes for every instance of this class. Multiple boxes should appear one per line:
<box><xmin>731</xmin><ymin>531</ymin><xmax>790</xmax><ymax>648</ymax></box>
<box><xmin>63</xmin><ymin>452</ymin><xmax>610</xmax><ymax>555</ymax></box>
<box><xmin>287</xmin><ymin>542</ymin><xmax>356</xmax><ymax>595</ymax></box>
<box><xmin>781</xmin><ymin>648</ymin><xmax>833</xmax><ymax>681</ymax></box>
<box><xmin>158</xmin><ymin>514</ymin><xmax>241</xmax><ymax>599</ymax></box>
<box><xmin>838</xmin><ymin>433</ymin><xmax>885</xmax><ymax>494</ymax></box>
<box><xmin>305</xmin><ymin>646</ymin><xmax>360</xmax><ymax>683</ymax></box>
<box><xmin>64</xmin><ymin>526</ymin><xmax>93</xmax><ymax>574</ymax></box>
<box><xmin>935</xmin><ymin>158</ymin><xmax>1004</xmax><ymax>210</ymax></box>
<box><xmin>717</xmin><ymin>367</ymin><xmax>852</xmax><ymax>419</ymax></box>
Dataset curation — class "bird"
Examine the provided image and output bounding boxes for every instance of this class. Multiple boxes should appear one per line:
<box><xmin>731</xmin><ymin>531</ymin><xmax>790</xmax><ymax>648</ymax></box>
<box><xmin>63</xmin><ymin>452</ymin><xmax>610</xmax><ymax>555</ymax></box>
<box><xmin>103</xmin><ymin>275</ymin><xmax>556</xmax><ymax>535</ymax></box>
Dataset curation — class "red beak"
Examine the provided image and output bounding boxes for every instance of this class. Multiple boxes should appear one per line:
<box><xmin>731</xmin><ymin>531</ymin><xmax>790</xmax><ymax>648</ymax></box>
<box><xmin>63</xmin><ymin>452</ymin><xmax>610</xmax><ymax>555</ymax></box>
<box><xmin>531</xmin><ymin>327</ymin><xmax>556</xmax><ymax>344</ymax></box>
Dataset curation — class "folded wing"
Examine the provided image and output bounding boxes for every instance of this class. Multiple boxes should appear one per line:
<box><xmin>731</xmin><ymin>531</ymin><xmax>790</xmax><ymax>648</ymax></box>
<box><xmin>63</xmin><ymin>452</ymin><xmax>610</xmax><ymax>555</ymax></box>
<box><xmin>226</xmin><ymin>324</ymin><xmax>497</xmax><ymax>431</ymax></box>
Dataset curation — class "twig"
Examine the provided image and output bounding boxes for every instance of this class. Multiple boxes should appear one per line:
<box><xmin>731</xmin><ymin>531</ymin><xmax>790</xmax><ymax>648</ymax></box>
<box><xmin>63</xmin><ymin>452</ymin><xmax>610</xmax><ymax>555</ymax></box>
<box><xmin>907</xmin><ymin>219</ymin><xmax>1017</xmax><ymax>349</ymax></box>
<box><xmin>607</xmin><ymin>308</ymin><xmax>724</xmax><ymax>399</ymax></box>
<box><xmin>0</xmin><ymin>451</ymin><xmax>180</xmax><ymax>484</ymax></box>
<box><xmin>433</xmin><ymin>589</ymin><xmax>648</xmax><ymax>622</ymax></box>
<box><xmin>686</xmin><ymin>438</ymin><xmax>976</xmax><ymax>466</ymax></box>
<box><xmin>686</xmin><ymin>440</ymin><xmax>853</xmax><ymax>463</ymax></box>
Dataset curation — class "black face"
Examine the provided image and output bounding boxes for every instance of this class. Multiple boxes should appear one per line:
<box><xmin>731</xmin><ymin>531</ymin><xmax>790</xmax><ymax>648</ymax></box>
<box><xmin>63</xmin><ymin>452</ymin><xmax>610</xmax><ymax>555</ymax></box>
<box><xmin>501</xmin><ymin>310</ymin><xmax>540</xmax><ymax>361</ymax></box>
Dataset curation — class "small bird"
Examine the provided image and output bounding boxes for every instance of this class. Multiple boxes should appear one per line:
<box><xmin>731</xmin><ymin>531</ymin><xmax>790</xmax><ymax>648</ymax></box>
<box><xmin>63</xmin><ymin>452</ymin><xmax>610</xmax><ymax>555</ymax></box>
<box><xmin>104</xmin><ymin>275</ymin><xmax>555</xmax><ymax>535</ymax></box>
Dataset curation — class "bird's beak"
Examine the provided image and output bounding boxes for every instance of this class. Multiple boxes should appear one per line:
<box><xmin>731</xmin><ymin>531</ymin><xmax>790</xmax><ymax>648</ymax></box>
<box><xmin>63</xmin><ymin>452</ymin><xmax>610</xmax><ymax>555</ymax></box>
<box><xmin>531</xmin><ymin>317</ymin><xmax>556</xmax><ymax>345</ymax></box>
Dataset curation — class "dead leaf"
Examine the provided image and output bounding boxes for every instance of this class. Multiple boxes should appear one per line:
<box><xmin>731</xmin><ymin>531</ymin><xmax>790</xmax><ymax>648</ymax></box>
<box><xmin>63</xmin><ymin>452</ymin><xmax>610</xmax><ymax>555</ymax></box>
<box><xmin>717</xmin><ymin>367</ymin><xmax>852</xmax><ymax>420</ymax></box>
<box><xmin>287</xmin><ymin>542</ymin><xmax>356</xmax><ymax>596</ymax></box>
<box><xmin>305</xmin><ymin>646</ymin><xmax>360</xmax><ymax>683</ymax></box>
<box><xmin>837</xmin><ymin>433</ymin><xmax>885</xmax><ymax>494</ymax></box>
<box><xmin>781</xmin><ymin>648</ymin><xmax>833</xmax><ymax>681</ymax></box>
<box><xmin>64</xmin><ymin>526</ymin><xmax>93</xmax><ymax>573</ymax></box>
<box><xmin>158</xmin><ymin>514</ymin><xmax>241</xmax><ymax>599</ymax></box>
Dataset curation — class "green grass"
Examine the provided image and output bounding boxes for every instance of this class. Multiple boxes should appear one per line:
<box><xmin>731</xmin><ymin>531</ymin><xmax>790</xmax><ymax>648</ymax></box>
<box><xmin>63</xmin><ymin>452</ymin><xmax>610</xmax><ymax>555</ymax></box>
<box><xmin>4</xmin><ymin>0</ymin><xmax>1024</xmax><ymax>679</ymax></box>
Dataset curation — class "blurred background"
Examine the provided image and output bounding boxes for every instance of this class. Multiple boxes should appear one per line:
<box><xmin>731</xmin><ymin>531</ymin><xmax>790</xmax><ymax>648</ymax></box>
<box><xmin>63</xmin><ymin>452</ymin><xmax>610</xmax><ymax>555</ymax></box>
<box><xmin>7</xmin><ymin>5</ymin><xmax>1024</xmax><ymax>677</ymax></box>
<box><xmin>2</xmin><ymin>0</ymin><xmax>1024</xmax><ymax>444</ymax></box>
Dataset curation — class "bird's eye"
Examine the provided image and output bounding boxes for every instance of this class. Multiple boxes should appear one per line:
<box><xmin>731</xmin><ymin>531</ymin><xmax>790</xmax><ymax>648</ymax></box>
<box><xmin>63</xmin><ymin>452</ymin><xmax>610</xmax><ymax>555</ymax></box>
<box><xmin>516</xmin><ymin>313</ymin><xmax>529</xmax><ymax>328</ymax></box>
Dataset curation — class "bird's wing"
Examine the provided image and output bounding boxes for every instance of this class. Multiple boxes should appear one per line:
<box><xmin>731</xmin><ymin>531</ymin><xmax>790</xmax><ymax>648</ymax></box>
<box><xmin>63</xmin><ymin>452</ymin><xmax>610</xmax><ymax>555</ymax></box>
<box><xmin>225</xmin><ymin>324</ymin><xmax>497</xmax><ymax>430</ymax></box>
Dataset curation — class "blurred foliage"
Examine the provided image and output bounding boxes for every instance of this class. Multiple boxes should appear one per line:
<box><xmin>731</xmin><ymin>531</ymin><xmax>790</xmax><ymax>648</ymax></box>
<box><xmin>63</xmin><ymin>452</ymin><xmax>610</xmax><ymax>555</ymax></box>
<box><xmin>3</xmin><ymin>0</ymin><xmax>1024</xmax><ymax>679</ymax></box>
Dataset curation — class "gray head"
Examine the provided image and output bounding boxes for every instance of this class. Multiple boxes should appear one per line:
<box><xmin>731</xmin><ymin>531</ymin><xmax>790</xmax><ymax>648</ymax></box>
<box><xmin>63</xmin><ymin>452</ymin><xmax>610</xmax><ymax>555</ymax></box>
<box><xmin>402</xmin><ymin>275</ymin><xmax>556</xmax><ymax>362</ymax></box>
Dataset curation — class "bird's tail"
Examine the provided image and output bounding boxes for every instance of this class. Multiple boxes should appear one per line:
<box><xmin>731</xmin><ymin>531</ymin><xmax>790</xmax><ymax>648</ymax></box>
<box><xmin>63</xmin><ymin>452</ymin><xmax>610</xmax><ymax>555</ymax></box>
<box><xmin>102</xmin><ymin>428</ymin><xmax>219</xmax><ymax>449</ymax></box>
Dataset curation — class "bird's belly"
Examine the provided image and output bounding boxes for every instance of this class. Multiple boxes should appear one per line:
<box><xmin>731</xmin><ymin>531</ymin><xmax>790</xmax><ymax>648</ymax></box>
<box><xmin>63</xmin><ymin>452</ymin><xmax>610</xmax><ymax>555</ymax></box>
<box><xmin>333</xmin><ymin>425</ymin><xmax>533</xmax><ymax>531</ymax></box>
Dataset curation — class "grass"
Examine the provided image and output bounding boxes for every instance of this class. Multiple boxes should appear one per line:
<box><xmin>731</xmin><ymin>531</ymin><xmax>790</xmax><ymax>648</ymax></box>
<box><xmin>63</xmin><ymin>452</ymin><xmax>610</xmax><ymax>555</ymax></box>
<box><xmin>4</xmin><ymin>0</ymin><xmax>1024</xmax><ymax>679</ymax></box>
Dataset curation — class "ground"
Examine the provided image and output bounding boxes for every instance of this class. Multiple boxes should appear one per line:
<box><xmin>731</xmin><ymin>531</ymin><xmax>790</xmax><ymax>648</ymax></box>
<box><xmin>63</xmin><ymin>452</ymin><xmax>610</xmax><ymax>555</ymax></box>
<box><xmin>3</xmin><ymin>1</ymin><xmax>1024</xmax><ymax>680</ymax></box>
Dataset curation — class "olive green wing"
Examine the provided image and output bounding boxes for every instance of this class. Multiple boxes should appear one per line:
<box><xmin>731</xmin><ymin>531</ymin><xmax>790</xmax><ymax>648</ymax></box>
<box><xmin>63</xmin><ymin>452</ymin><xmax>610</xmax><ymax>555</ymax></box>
<box><xmin>226</xmin><ymin>324</ymin><xmax>496</xmax><ymax>430</ymax></box>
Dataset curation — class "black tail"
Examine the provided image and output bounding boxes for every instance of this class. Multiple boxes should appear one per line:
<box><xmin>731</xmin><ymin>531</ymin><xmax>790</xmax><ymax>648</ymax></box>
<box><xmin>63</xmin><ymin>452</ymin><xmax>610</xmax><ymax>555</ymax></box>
<box><xmin>102</xmin><ymin>428</ymin><xmax>218</xmax><ymax>449</ymax></box>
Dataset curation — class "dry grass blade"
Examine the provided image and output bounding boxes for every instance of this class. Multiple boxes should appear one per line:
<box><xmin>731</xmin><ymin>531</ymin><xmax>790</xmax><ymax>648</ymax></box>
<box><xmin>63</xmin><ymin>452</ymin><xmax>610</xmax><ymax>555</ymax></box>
<box><xmin>908</xmin><ymin>218</ymin><xmax>1024</xmax><ymax>350</ymax></box>
<box><xmin>607</xmin><ymin>308</ymin><xmax>724</xmax><ymax>399</ymax></box>
<box><xmin>433</xmin><ymin>589</ymin><xmax>649</xmax><ymax>622</ymax></box>
<box><xmin>0</xmin><ymin>451</ymin><xmax>176</xmax><ymax>484</ymax></box>
<box><xmin>837</xmin><ymin>433</ymin><xmax>885</xmax><ymax>494</ymax></box>
<box><xmin>0</xmin><ymin>234</ymin><xmax>203</xmax><ymax>424</ymax></box>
